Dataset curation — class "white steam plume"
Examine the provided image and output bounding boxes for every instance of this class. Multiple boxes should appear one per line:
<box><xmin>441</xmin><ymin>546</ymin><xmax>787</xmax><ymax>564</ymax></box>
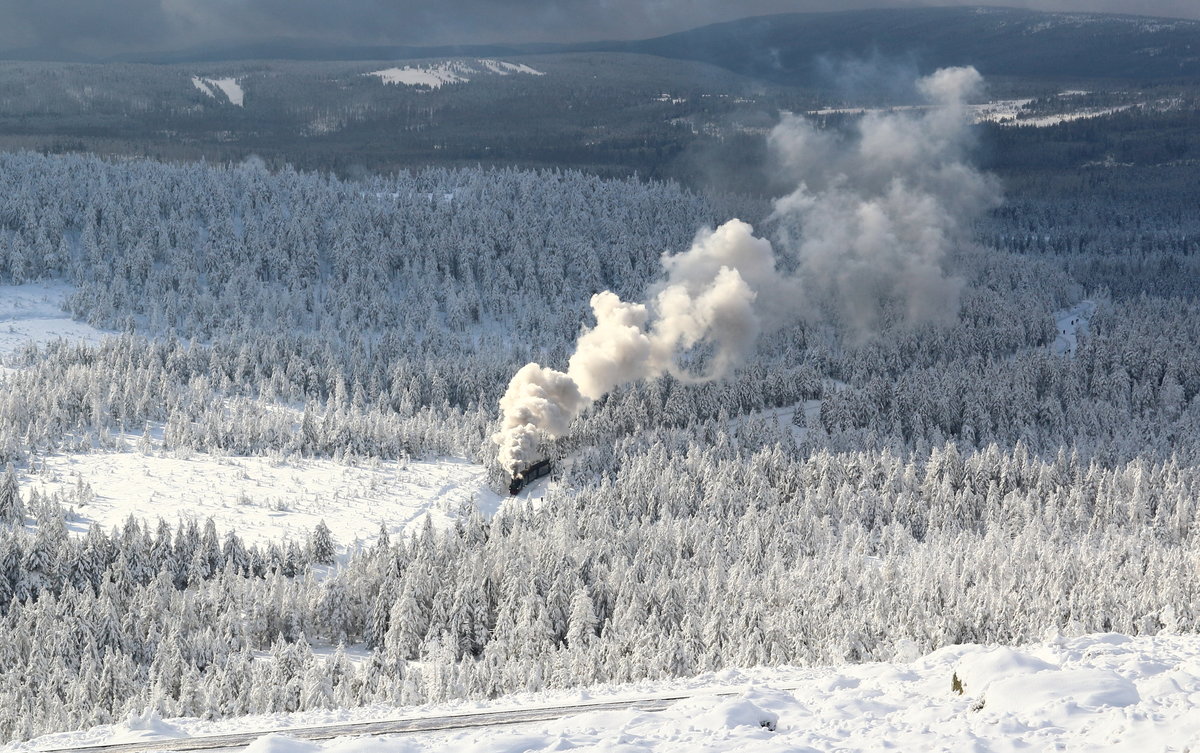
<box><xmin>770</xmin><ymin>65</ymin><xmax>998</xmax><ymax>336</ymax></box>
<box><xmin>494</xmin><ymin>220</ymin><xmax>777</xmax><ymax>472</ymax></box>
<box><xmin>494</xmin><ymin>66</ymin><xmax>996</xmax><ymax>473</ymax></box>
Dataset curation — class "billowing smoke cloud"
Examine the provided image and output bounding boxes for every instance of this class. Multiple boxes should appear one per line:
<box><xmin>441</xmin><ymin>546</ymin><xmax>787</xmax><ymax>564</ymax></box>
<box><xmin>494</xmin><ymin>66</ymin><xmax>996</xmax><ymax>473</ymax></box>
<box><xmin>495</xmin><ymin>220</ymin><xmax>777</xmax><ymax>472</ymax></box>
<box><xmin>771</xmin><ymin>64</ymin><xmax>999</xmax><ymax>336</ymax></box>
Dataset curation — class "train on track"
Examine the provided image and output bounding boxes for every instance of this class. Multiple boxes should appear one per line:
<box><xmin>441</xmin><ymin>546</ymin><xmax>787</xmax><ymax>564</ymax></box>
<box><xmin>508</xmin><ymin>459</ymin><xmax>552</xmax><ymax>495</ymax></box>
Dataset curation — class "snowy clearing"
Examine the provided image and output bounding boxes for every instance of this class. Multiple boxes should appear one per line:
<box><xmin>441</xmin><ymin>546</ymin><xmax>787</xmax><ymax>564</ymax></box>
<box><xmin>0</xmin><ymin>282</ymin><xmax>110</xmax><ymax>357</ymax></box>
<box><xmin>24</xmin><ymin>451</ymin><xmax>504</xmax><ymax>549</ymax></box>
<box><xmin>369</xmin><ymin>65</ymin><xmax>468</xmax><ymax>89</ymax></box>
<box><xmin>807</xmin><ymin>100</ymin><xmax>1035</xmax><ymax>124</ymax></box>
<box><xmin>970</xmin><ymin>98</ymin><xmax>1034</xmax><ymax>124</ymax></box>
<box><xmin>192</xmin><ymin>77</ymin><xmax>244</xmax><ymax>106</ymax></box>
<box><xmin>971</xmin><ymin>99</ymin><xmax>1136</xmax><ymax>127</ymax></box>
<box><xmin>190</xmin><ymin>77</ymin><xmax>214</xmax><ymax>98</ymax></box>
<box><xmin>809</xmin><ymin>99</ymin><xmax>1136</xmax><ymax>128</ymax></box>
<box><xmin>367</xmin><ymin>60</ymin><xmax>544</xmax><ymax>89</ymax></box>
<box><xmin>206</xmin><ymin>78</ymin><xmax>244</xmax><ymax>107</ymax></box>
<box><xmin>1052</xmin><ymin>299</ymin><xmax>1096</xmax><ymax>356</ymax></box>
<box><xmin>1013</xmin><ymin>105</ymin><xmax>1134</xmax><ymax>127</ymax></box>
<box><xmin>477</xmin><ymin>59</ymin><xmax>545</xmax><ymax>76</ymax></box>
<box><xmin>16</xmin><ymin>633</ymin><xmax>1200</xmax><ymax>753</ymax></box>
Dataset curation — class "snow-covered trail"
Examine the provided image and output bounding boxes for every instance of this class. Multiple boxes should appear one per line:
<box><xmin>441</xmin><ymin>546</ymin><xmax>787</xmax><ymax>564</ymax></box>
<box><xmin>1052</xmin><ymin>299</ymin><xmax>1096</xmax><ymax>356</ymax></box>
<box><xmin>37</xmin><ymin>694</ymin><xmax>727</xmax><ymax>753</ymax></box>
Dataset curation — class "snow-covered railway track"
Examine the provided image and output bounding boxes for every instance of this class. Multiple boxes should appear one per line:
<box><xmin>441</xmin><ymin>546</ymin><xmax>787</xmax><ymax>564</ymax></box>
<box><xmin>39</xmin><ymin>693</ymin><xmax>732</xmax><ymax>753</ymax></box>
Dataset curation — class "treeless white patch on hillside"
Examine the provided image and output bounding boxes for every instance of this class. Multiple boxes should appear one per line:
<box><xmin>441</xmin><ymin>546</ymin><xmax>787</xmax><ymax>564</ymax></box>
<box><xmin>206</xmin><ymin>78</ymin><xmax>244</xmax><ymax>106</ymax></box>
<box><xmin>192</xmin><ymin>76</ymin><xmax>244</xmax><ymax>106</ymax></box>
<box><xmin>191</xmin><ymin>76</ymin><xmax>215</xmax><ymax>97</ymax></box>
<box><xmin>809</xmin><ymin>99</ymin><xmax>1138</xmax><ymax>128</ymax></box>
<box><xmin>369</xmin><ymin>64</ymin><xmax>470</xmax><ymax>89</ymax></box>
<box><xmin>25</xmin><ymin>451</ymin><xmax>504</xmax><ymax>549</ymax></box>
<box><xmin>0</xmin><ymin>282</ymin><xmax>111</xmax><ymax>357</ymax></box>
<box><xmin>368</xmin><ymin>60</ymin><xmax>544</xmax><ymax>89</ymax></box>
<box><xmin>479</xmin><ymin>59</ymin><xmax>545</xmax><ymax>76</ymax></box>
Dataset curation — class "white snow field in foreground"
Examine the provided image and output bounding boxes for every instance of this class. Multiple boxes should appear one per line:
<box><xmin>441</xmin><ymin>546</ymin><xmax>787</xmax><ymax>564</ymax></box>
<box><xmin>0</xmin><ymin>282</ymin><xmax>110</xmax><ymax>356</ymax></box>
<box><xmin>26</xmin><ymin>452</ymin><xmax>504</xmax><ymax>548</ymax></box>
<box><xmin>15</xmin><ymin>633</ymin><xmax>1200</xmax><ymax>753</ymax></box>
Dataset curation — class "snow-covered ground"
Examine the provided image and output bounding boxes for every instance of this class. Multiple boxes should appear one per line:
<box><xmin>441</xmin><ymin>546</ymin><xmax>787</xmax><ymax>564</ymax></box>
<box><xmin>191</xmin><ymin>76</ymin><xmax>214</xmax><ymax>98</ymax></box>
<box><xmin>367</xmin><ymin>60</ymin><xmax>544</xmax><ymax>89</ymax></box>
<box><xmin>809</xmin><ymin>99</ymin><xmax>1135</xmax><ymax>128</ymax></box>
<box><xmin>206</xmin><ymin>78</ymin><xmax>244</xmax><ymax>106</ymax></box>
<box><xmin>0</xmin><ymin>282</ymin><xmax>110</xmax><ymax>357</ymax></box>
<box><xmin>1052</xmin><ymin>299</ymin><xmax>1096</xmax><ymax>356</ymax></box>
<box><xmin>477</xmin><ymin>59</ymin><xmax>545</xmax><ymax>76</ymax></box>
<box><xmin>192</xmin><ymin>76</ymin><xmax>244</xmax><ymax>106</ymax></box>
<box><xmin>369</xmin><ymin>64</ymin><xmax>470</xmax><ymax>89</ymax></box>
<box><xmin>14</xmin><ymin>633</ymin><xmax>1200</xmax><ymax>752</ymax></box>
<box><xmin>0</xmin><ymin>282</ymin><xmax>517</xmax><ymax>547</ymax></box>
<box><xmin>968</xmin><ymin>98</ymin><xmax>1137</xmax><ymax>127</ymax></box>
<box><xmin>969</xmin><ymin>97</ymin><xmax>1034</xmax><ymax>124</ymax></box>
<box><xmin>1013</xmin><ymin>105</ymin><xmax>1134</xmax><ymax>128</ymax></box>
<box><xmin>25</xmin><ymin>451</ymin><xmax>504</xmax><ymax>549</ymax></box>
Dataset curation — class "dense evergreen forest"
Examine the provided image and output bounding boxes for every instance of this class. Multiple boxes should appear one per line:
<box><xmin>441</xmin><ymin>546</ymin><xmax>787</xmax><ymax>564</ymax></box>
<box><xmin>3</xmin><ymin>54</ymin><xmax>1199</xmax><ymax>192</ymax></box>
<box><xmin>0</xmin><ymin>126</ymin><xmax>1197</xmax><ymax>739</ymax></box>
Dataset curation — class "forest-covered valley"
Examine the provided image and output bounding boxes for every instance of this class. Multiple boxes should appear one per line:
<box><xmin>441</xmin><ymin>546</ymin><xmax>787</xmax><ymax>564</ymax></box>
<box><xmin>1</xmin><ymin>5</ymin><xmax>1199</xmax><ymax>750</ymax></box>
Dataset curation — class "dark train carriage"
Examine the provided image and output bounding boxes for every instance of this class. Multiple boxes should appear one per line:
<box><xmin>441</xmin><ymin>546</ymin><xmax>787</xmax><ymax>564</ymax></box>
<box><xmin>508</xmin><ymin>459</ymin><xmax>552</xmax><ymax>495</ymax></box>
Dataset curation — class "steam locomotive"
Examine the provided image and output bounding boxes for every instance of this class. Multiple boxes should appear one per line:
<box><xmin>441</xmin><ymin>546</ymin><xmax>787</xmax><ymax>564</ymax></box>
<box><xmin>508</xmin><ymin>459</ymin><xmax>552</xmax><ymax>495</ymax></box>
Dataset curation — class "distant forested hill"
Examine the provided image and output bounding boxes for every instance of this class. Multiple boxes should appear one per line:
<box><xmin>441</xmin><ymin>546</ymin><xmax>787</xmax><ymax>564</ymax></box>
<box><xmin>610</xmin><ymin>7</ymin><xmax>1200</xmax><ymax>85</ymax></box>
<box><xmin>14</xmin><ymin>6</ymin><xmax>1200</xmax><ymax>86</ymax></box>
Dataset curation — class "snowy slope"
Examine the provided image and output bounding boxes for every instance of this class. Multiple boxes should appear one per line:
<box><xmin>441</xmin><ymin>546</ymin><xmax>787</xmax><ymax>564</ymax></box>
<box><xmin>367</xmin><ymin>60</ymin><xmax>544</xmax><ymax>89</ymax></box>
<box><xmin>25</xmin><ymin>451</ymin><xmax>505</xmax><ymax>549</ymax></box>
<box><xmin>14</xmin><ymin>633</ymin><xmax>1200</xmax><ymax>752</ymax></box>
<box><xmin>0</xmin><ymin>285</ymin><xmax>513</xmax><ymax>547</ymax></box>
<box><xmin>191</xmin><ymin>76</ymin><xmax>215</xmax><ymax>98</ymax></box>
<box><xmin>191</xmin><ymin>76</ymin><xmax>244</xmax><ymax>106</ymax></box>
<box><xmin>206</xmin><ymin>78</ymin><xmax>244</xmax><ymax>106</ymax></box>
<box><xmin>0</xmin><ymin>282</ymin><xmax>111</xmax><ymax>357</ymax></box>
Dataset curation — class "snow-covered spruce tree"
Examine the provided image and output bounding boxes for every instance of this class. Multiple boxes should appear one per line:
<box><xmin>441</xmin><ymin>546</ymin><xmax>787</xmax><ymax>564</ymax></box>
<box><xmin>0</xmin><ymin>466</ymin><xmax>22</xmax><ymax>526</ymax></box>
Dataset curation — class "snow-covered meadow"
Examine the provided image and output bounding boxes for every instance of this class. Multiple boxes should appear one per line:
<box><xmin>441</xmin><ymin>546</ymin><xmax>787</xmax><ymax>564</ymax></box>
<box><xmin>13</xmin><ymin>633</ymin><xmax>1199</xmax><ymax>753</ymax></box>
<box><xmin>367</xmin><ymin>60</ymin><xmax>544</xmax><ymax>89</ymax></box>
<box><xmin>0</xmin><ymin>282</ymin><xmax>109</xmax><ymax>357</ymax></box>
<box><xmin>26</xmin><ymin>451</ymin><xmax>503</xmax><ymax>549</ymax></box>
<box><xmin>0</xmin><ymin>282</ymin><xmax>508</xmax><ymax>548</ymax></box>
<box><xmin>811</xmin><ymin>98</ymin><xmax>1144</xmax><ymax>128</ymax></box>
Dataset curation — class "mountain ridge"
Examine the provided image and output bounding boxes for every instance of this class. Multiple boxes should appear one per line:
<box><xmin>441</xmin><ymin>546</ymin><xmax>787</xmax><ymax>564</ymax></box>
<box><xmin>3</xmin><ymin>6</ymin><xmax>1198</xmax><ymax>83</ymax></box>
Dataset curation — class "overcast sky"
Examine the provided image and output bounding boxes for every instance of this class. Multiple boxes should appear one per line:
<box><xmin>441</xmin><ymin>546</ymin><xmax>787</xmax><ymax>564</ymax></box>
<box><xmin>1</xmin><ymin>0</ymin><xmax>1197</xmax><ymax>58</ymax></box>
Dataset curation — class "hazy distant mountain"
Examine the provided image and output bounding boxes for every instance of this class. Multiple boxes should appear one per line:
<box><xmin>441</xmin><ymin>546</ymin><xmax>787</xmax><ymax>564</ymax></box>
<box><xmin>107</xmin><ymin>40</ymin><xmax>550</xmax><ymax>65</ymax></box>
<box><xmin>610</xmin><ymin>7</ymin><xmax>1200</xmax><ymax>83</ymax></box>
<box><xmin>23</xmin><ymin>6</ymin><xmax>1192</xmax><ymax>84</ymax></box>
